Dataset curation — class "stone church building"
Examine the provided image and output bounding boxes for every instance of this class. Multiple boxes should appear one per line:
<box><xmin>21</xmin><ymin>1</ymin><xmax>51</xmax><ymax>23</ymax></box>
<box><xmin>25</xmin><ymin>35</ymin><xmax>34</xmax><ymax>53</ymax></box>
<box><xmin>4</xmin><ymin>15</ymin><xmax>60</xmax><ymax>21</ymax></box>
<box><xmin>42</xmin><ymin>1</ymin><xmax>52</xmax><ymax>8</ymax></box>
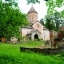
<box><xmin>21</xmin><ymin>6</ymin><xmax>50</xmax><ymax>40</ymax></box>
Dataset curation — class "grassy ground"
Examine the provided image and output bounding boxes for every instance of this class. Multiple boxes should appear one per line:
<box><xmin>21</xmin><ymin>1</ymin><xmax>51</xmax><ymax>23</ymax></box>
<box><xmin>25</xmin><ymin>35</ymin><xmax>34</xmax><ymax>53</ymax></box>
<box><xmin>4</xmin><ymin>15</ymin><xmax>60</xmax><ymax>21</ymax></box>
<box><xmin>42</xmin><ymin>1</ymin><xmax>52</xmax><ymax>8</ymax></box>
<box><xmin>0</xmin><ymin>42</ymin><xmax>64</xmax><ymax>64</ymax></box>
<box><xmin>18</xmin><ymin>40</ymin><xmax>45</xmax><ymax>48</ymax></box>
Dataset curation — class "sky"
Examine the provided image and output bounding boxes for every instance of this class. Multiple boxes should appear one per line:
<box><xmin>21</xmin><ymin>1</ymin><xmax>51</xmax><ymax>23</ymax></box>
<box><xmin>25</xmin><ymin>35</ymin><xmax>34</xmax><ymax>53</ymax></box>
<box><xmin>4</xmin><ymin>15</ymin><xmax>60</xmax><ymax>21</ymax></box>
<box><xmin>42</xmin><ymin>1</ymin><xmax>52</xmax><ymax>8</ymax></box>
<box><xmin>18</xmin><ymin>0</ymin><xmax>48</xmax><ymax>20</ymax></box>
<box><xmin>18</xmin><ymin>0</ymin><xmax>64</xmax><ymax>20</ymax></box>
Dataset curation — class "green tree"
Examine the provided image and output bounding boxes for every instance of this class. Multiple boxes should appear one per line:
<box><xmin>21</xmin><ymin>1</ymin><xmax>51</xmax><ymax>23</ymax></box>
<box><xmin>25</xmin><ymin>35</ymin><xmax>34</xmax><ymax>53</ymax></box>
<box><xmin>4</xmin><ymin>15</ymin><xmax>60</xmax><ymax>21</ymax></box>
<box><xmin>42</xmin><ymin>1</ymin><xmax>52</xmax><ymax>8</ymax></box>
<box><xmin>46</xmin><ymin>0</ymin><xmax>64</xmax><ymax>17</ymax></box>
<box><xmin>45</xmin><ymin>15</ymin><xmax>55</xmax><ymax>30</ymax></box>
<box><xmin>40</xmin><ymin>18</ymin><xmax>45</xmax><ymax>25</ymax></box>
<box><xmin>53</xmin><ymin>11</ymin><xmax>61</xmax><ymax>31</ymax></box>
<box><xmin>0</xmin><ymin>0</ymin><xmax>29</xmax><ymax>41</ymax></box>
<box><xmin>27</xmin><ymin>0</ymin><xmax>40</xmax><ymax>4</ymax></box>
<box><xmin>26</xmin><ymin>0</ymin><xmax>48</xmax><ymax>4</ymax></box>
<box><xmin>60</xmin><ymin>10</ymin><xmax>64</xmax><ymax>26</ymax></box>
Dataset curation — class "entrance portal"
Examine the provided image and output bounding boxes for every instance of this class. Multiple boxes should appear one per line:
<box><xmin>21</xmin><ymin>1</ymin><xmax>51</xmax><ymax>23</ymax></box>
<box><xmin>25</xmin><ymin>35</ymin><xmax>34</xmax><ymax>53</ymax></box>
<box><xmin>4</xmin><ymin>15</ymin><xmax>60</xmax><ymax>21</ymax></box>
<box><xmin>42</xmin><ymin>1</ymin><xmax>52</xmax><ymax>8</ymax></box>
<box><xmin>34</xmin><ymin>34</ymin><xmax>39</xmax><ymax>40</ymax></box>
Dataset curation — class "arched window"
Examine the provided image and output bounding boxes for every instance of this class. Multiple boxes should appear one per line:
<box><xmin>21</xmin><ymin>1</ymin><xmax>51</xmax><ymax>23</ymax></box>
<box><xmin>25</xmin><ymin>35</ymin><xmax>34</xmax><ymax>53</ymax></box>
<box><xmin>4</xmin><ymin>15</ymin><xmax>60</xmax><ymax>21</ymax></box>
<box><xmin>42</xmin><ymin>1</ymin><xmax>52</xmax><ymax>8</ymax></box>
<box><xmin>32</xmin><ymin>16</ymin><xmax>33</xmax><ymax>21</ymax></box>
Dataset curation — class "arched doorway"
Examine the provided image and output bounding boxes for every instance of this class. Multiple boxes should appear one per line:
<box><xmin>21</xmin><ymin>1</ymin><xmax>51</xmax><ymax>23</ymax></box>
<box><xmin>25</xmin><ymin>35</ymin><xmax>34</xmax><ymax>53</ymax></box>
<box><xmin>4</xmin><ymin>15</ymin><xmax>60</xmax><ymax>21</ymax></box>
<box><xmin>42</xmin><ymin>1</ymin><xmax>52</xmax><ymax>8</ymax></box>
<box><xmin>34</xmin><ymin>34</ymin><xmax>39</xmax><ymax>40</ymax></box>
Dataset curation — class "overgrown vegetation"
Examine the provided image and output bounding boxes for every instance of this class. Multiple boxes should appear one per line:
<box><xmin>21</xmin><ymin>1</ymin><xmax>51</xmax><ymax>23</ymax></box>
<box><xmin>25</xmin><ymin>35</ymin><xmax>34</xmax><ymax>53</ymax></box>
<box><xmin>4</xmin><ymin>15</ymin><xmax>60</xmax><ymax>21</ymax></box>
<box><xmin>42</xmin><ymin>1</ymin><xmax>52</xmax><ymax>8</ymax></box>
<box><xmin>0</xmin><ymin>43</ymin><xmax>64</xmax><ymax>64</ymax></box>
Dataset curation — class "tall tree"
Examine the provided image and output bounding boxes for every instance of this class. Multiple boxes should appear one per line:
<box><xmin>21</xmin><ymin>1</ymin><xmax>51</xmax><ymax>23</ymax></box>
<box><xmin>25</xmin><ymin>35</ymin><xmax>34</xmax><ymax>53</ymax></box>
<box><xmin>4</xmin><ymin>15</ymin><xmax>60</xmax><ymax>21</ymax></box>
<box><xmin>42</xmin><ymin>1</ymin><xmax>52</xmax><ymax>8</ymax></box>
<box><xmin>53</xmin><ymin>11</ymin><xmax>61</xmax><ymax>31</ymax></box>
<box><xmin>46</xmin><ymin>0</ymin><xmax>64</xmax><ymax>15</ymax></box>
<box><xmin>0</xmin><ymin>0</ymin><xmax>29</xmax><ymax>41</ymax></box>
<box><xmin>45</xmin><ymin>15</ymin><xmax>55</xmax><ymax>30</ymax></box>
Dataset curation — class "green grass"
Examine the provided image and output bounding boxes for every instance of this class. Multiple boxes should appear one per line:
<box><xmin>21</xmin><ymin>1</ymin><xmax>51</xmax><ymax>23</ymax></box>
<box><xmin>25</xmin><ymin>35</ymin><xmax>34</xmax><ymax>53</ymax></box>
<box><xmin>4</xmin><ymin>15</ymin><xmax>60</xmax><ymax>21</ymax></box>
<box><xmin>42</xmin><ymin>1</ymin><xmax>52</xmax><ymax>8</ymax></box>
<box><xmin>18</xmin><ymin>41</ymin><xmax>45</xmax><ymax>48</ymax></box>
<box><xmin>0</xmin><ymin>42</ymin><xmax>64</xmax><ymax>64</ymax></box>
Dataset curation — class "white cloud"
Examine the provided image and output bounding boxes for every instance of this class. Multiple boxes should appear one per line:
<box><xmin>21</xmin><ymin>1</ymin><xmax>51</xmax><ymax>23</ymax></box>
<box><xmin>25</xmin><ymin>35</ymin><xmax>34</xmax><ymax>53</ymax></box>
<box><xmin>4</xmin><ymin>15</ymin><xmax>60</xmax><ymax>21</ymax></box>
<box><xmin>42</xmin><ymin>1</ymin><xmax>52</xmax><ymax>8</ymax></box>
<box><xmin>18</xmin><ymin>0</ymin><xmax>47</xmax><ymax>20</ymax></box>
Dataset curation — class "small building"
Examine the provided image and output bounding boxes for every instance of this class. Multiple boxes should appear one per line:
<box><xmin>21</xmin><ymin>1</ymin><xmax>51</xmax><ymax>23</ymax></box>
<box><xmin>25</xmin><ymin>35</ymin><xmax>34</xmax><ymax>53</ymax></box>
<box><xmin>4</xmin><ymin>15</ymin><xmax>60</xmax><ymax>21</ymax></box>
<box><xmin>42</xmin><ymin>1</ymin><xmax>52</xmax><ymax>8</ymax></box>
<box><xmin>21</xmin><ymin>6</ymin><xmax>50</xmax><ymax>40</ymax></box>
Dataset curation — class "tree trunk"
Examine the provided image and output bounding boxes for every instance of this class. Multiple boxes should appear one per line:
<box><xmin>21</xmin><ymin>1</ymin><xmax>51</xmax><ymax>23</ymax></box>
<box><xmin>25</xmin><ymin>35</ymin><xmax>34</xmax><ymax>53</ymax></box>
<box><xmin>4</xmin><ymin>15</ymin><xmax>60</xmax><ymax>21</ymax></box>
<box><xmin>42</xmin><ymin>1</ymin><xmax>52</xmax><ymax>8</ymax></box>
<box><xmin>2</xmin><ymin>37</ymin><xmax>6</xmax><ymax>42</ymax></box>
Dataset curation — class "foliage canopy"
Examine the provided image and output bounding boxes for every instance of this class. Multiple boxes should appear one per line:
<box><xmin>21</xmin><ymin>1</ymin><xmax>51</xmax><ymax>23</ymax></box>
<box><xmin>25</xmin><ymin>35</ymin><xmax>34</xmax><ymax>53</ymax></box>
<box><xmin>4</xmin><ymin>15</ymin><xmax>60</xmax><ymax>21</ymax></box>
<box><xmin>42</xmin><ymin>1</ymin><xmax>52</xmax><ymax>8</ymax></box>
<box><xmin>0</xmin><ymin>0</ymin><xmax>29</xmax><ymax>40</ymax></box>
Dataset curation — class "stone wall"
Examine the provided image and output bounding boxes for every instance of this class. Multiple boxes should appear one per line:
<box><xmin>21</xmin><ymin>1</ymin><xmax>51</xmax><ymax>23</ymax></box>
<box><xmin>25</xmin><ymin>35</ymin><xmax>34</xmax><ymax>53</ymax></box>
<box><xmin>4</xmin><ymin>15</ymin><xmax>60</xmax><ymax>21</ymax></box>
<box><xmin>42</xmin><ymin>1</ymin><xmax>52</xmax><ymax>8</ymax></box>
<box><xmin>20</xmin><ymin>47</ymin><xmax>61</xmax><ymax>54</ymax></box>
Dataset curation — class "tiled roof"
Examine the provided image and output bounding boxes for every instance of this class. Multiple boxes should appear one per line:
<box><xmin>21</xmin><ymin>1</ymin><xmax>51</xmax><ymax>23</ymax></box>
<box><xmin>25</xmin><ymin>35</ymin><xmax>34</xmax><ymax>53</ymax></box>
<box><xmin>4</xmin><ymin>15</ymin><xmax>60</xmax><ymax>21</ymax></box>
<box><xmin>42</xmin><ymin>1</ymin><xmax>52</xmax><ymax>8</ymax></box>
<box><xmin>28</xmin><ymin>6</ymin><xmax>38</xmax><ymax>13</ymax></box>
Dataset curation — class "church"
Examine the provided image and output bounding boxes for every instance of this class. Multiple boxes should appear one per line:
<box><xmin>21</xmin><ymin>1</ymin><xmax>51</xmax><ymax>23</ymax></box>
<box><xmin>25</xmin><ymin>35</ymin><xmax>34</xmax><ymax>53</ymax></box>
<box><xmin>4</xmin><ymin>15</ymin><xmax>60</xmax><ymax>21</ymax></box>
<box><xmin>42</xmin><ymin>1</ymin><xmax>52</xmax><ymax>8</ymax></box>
<box><xmin>21</xmin><ymin>6</ymin><xmax>50</xmax><ymax>40</ymax></box>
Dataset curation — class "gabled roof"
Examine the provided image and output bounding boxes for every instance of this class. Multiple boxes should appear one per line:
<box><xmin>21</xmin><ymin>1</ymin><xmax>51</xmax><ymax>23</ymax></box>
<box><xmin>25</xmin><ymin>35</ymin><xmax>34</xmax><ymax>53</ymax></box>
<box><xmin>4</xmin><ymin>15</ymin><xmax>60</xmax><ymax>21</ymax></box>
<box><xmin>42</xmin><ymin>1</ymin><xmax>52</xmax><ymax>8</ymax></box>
<box><xmin>27</xmin><ymin>6</ymin><xmax>38</xmax><ymax>14</ymax></box>
<box><xmin>32</xmin><ymin>21</ymin><xmax>49</xmax><ymax>31</ymax></box>
<box><xmin>27</xmin><ymin>29</ymin><xmax>41</xmax><ymax>35</ymax></box>
<box><xmin>21</xmin><ymin>26</ymin><xmax>33</xmax><ymax>29</ymax></box>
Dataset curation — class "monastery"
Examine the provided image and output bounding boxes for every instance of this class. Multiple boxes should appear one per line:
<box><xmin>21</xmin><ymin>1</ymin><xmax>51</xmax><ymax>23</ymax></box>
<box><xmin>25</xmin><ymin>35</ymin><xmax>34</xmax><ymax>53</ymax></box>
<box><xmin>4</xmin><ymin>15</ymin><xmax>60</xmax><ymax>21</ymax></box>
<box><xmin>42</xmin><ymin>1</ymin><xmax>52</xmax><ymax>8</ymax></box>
<box><xmin>21</xmin><ymin>6</ymin><xmax>50</xmax><ymax>40</ymax></box>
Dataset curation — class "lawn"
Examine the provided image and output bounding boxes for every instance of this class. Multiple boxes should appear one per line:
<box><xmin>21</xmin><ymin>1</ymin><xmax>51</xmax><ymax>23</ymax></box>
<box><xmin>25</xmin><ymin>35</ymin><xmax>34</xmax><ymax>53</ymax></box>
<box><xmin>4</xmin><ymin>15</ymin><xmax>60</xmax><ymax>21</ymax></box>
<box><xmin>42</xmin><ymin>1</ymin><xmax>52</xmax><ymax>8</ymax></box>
<box><xmin>0</xmin><ymin>42</ymin><xmax>64</xmax><ymax>64</ymax></box>
<box><xmin>18</xmin><ymin>40</ymin><xmax>45</xmax><ymax>48</ymax></box>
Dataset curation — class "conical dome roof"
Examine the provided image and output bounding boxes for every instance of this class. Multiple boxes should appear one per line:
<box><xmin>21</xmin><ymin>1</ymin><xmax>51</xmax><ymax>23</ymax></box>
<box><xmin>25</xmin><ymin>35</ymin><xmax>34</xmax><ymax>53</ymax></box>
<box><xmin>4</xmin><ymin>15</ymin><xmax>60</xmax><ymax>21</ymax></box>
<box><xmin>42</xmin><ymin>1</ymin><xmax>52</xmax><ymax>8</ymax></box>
<box><xmin>28</xmin><ymin>6</ymin><xmax>38</xmax><ymax>14</ymax></box>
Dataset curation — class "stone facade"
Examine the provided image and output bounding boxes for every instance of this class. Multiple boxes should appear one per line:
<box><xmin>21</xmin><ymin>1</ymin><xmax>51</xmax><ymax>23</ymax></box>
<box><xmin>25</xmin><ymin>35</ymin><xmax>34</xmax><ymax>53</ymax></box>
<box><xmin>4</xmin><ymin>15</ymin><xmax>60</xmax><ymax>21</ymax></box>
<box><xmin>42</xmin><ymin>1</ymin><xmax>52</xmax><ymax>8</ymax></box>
<box><xmin>21</xmin><ymin>6</ymin><xmax>50</xmax><ymax>40</ymax></box>
<box><xmin>28</xmin><ymin>12</ymin><xmax>38</xmax><ymax>23</ymax></box>
<box><xmin>27</xmin><ymin>29</ymin><xmax>42</xmax><ymax>40</ymax></box>
<box><xmin>27</xmin><ymin>6</ymin><xmax>38</xmax><ymax>23</ymax></box>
